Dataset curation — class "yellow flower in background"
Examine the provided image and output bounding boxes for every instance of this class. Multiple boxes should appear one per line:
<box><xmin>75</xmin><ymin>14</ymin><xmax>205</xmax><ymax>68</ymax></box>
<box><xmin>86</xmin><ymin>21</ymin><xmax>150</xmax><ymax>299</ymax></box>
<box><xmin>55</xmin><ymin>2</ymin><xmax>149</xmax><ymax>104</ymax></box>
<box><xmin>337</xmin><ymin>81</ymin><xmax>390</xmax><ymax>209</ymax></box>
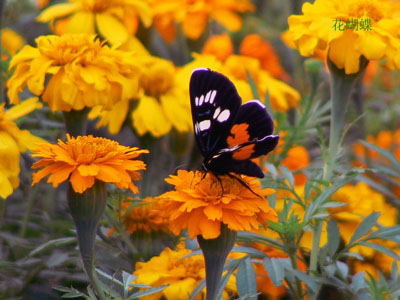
<box><xmin>37</xmin><ymin>0</ymin><xmax>152</xmax><ymax>46</ymax></box>
<box><xmin>0</xmin><ymin>97</ymin><xmax>44</xmax><ymax>198</ymax></box>
<box><xmin>31</xmin><ymin>134</ymin><xmax>148</xmax><ymax>194</ymax></box>
<box><xmin>150</xmin><ymin>0</ymin><xmax>254</xmax><ymax>42</ymax></box>
<box><xmin>90</xmin><ymin>55</ymin><xmax>192</xmax><ymax>137</ymax></box>
<box><xmin>1</xmin><ymin>28</ymin><xmax>25</xmax><ymax>60</ymax></box>
<box><xmin>7</xmin><ymin>34</ymin><xmax>142</xmax><ymax>112</ymax></box>
<box><xmin>133</xmin><ymin>244</ymin><xmax>237</xmax><ymax>300</ymax></box>
<box><xmin>330</xmin><ymin>182</ymin><xmax>398</xmax><ymax>257</ymax></box>
<box><xmin>288</xmin><ymin>0</ymin><xmax>400</xmax><ymax>74</ymax></box>
<box><xmin>159</xmin><ymin>170</ymin><xmax>277</xmax><ymax>240</ymax></box>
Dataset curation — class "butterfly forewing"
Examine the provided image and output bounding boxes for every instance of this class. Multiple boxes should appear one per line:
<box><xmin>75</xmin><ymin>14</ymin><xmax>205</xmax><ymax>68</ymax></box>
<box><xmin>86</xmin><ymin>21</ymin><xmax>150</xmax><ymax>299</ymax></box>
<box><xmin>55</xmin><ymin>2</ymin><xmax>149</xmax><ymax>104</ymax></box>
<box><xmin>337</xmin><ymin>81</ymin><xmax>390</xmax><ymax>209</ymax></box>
<box><xmin>189</xmin><ymin>68</ymin><xmax>241</xmax><ymax>157</ymax></box>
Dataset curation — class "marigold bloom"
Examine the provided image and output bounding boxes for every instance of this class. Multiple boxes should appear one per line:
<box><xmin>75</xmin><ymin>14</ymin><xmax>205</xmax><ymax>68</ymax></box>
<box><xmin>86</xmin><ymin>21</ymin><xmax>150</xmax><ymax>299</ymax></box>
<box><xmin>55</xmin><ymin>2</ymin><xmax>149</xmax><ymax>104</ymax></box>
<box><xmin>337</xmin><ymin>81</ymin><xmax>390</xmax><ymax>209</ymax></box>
<box><xmin>150</xmin><ymin>0</ymin><xmax>254</xmax><ymax>42</ymax></box>
<box><xmin>31</xmin><ymin>134</ymin><xmax>148</xmax><ymax>194</ymax></box>
<box><xmin>288</xmin><ymin>0</ymin><xmax>400</xmax><ymax>74</ymax></box>
<box><xmin>0</xmin><ymin>97</ymin><xmax>44</xmax><ymax>198</ymax></box>
<box><xmin>281</xmin><ymin>145</ymin><xmax>310</xmax><ymax>185</ymax></box>
<box><xmin>133</xmin><ymin>245</ymin><xmax>237</xmax><ymax>300</ymax></box>
<box><xmin>1</xmin><ymin>28</ymin><xmax>25</xmax><ymax>60</ymax></box>
<box><xmin>240</xmin><ymin>34</ymin><xmax>289</xmax><ymax>81</ymax></box>
<box><xmin>202</xmin><ymin>33</ymin><xmax>234</xmax><ymax>61</ymax></box>
<box><xmin>109</xmin><ymin>197</ymin><xmax>169</xmax><ymax>235</ymax></box>
<box><xmin>37</xmin><ymin>0</ymin><xmax>152</xmax><ymax>45</ymax></box>
<box><xmin>159</xmin><ymin>170</ymin><xmax>277</xmax><ymax>240</ymax></box>
<box><xmin>90</xmin><ymin>55</ymin><xmax>192</xmax><ymax>136</ymax></box>
<box><xmin>7</xmin><ymin>34</ymin><xmax>142</xmax><ymax>112</ymax></box>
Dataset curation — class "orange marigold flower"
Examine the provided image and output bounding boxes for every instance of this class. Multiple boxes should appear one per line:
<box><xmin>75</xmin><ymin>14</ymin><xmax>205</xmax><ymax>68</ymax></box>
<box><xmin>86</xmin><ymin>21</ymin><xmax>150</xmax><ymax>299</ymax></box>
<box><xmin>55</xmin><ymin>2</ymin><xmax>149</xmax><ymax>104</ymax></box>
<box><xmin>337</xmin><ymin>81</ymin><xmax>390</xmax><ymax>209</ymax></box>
<box><xmin>109</xmin><ymin>197</ymin><xmax>169</xmax><ymax>235</ymax></box>
<box><xmin>281</xmin><ymin>145</ymin><xmax>310</xmax><ymax>185</ymax></box>
<box><xmin>159</xmin><ymin>170</ymin><xmax>277</xmax><ymax>240</ymax></box>
<box><xmin>31</xmin><ymin>134</ymin><xmax>148</xmax><ymax>194</ymax></box>
<box><xmin>202</xmin><ymin>33</ymin><xmax>234</xmax><ymax>61</ymax></box>
<box><xmin>239</xmin><ymin>34</ymin><xmax>289</xmax><ymax>81</ymax></box>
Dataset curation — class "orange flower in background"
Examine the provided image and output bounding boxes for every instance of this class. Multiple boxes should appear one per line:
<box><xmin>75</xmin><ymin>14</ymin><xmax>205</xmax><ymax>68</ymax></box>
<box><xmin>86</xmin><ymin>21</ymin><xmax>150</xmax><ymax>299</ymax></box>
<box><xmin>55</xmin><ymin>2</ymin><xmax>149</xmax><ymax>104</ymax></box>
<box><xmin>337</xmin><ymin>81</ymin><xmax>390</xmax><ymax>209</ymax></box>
<box><xmin>109</xmin><ymin>197</ymin><xmax>169</xmax><ymax>235</ymax></box>
<box><xmin>202</xmin><ymin>33</ymin><xmax>234</xmax><ymax>61</ymax></box>
<box><xmin>37</xmin><ymin>0</ymin><xmax>152</xmax><ymax>45</ymax></box>
<box><xmin>240</xmin><ymin>34</ymin><xmax>290</xmax><ymax>81</ymax></box>
<box><xmin>158</xmin><ymin>170</ymin><xmax>277</xmax><ymax>240</ymax></box>
<box><xmin>281</xmin><ymin>145</ymin><xmax>310</xmax><ymax>185</ymax></box>
<box><xmin>7</xmin><ymin>34</ymin><xmax>142</xmax><ymax>112</ymax></box>
<box><xmin>31</xmin><ymin>134</ymin><xmax>148</xmax><ymax>194</ymax></box>
<box><xmin>150</xmin><ymin>0</ymin><xmax>254</xmax><ymax>42</ymax></box>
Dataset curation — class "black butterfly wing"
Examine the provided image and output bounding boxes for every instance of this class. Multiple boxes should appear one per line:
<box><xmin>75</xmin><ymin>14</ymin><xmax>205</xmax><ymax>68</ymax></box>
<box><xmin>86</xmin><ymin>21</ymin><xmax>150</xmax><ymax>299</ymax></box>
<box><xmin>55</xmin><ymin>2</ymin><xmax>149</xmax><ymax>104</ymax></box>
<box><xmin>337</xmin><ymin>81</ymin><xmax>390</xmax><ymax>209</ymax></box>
<box><xmin>189</xmin><ymin>68</ymin><xmax>241</xmax><ymax>157</ymax></box>
<box><xmin>206</xmin><ymin>100</ymin><xmax>279</xmax><ymax>177</ymax></box>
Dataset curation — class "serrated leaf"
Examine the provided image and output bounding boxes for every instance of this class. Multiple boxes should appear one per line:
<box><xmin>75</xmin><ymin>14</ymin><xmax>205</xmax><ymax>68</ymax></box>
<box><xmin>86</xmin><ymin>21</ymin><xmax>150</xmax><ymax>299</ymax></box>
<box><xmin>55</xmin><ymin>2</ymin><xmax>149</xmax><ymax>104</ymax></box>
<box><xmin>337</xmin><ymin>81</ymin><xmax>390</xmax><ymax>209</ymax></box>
<box><xmin>231</xmin><ymin>246</ymin><xmax>266</xmax><ymax>258</ymax></box>
<box><xmin>263</xmin><ymin>257</ymin><xmax>284</xmax><ymax>286</ymax></box>
<box><xmin>348</xmin><ymin>212</ymin><xmax>380</xmax><ymax>246</ymax></box>
<box><xmin>266</xmin><ymin>163</ymin><xmax>277</xmax><ymax>177</ymax></box>
<box><xmin>351</xmin><ymin>272</ymin><xmax>366</xmax><ymax>293</ymax></box>
<box><xmin>53</xmin><ymin>286</ymin><xmax>78</xmax><ymax>293</ymax></box>
<box><xmin>321</xmin><ymin>202</ymin><xmax>346</xmax><ymax>209</ymax></box>
<box><xmin>359</xmin><ymin>242</ymin><xmax>400</xmax><ymax>260</ymax></box>
<box><xmin>361</xmin><ymin>141</ymin><xmax>400</xmax><ymax>170</ymax></box>
<box><xmin>339</xmin><ymin>252</ymin><xmax>364</xmax><ymax>261</ymax></box>
<box><xmin>96</xmin><ymin>268</ymin><xmax>123</xmax><ymax>287</ymax></box>
<box><xmin>61</xmin><ymin>290</ymin><xmax>86</xmax><ymax>299</ymax></box>
<box><xmin>327</xmin><ymin>218</ymin><xmax>340</xmax><ymax>257</ymax></box>
<box><xmin>128</xmin><ymin>285</ymin><xmax>168</xmax><ymax>299</ymax></box>
<box><xmin>336</xmin><ymin>261</ymin><xmax>349</xmax><ymax>278</ymax></box>
<box><xmin>236</xmin><ymin>257</ymin><xmax>257</xmax><ymax>300</ymax></box>
<box><xmin>122</xmin><ymin>271</ymin><xmax>137</xmax><ymax>298</ymax></box>
<box><xmin>312</xmin><ymin>213</ymin><xmax>330</xmax><ymax>220</ymax></box>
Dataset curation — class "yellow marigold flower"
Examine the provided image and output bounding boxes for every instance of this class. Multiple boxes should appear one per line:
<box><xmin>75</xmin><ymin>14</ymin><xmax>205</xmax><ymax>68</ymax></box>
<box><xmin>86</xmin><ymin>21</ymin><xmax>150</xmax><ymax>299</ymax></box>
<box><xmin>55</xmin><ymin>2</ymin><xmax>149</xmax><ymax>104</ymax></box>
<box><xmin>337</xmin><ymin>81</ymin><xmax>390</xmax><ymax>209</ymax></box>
<box><xmin>0</xmin><ymin>97</ymin><xmax>44</xmax><ymax>198</ymax></box>
<box><xmin>133</xmin><ymin>244</ymin><xmax>237</xmax><ymax>300</ymax></box>
<box><xmin>7</xmin><ymin>34</ymin><xmax>142</xmax><ymax>112</ymax></box>
<box><xmin>31</xmin><ymin>134</ymin><xmax>148</xmax><ymax>194</ymax></box>
<box><xmin>239</xmin><ymin>33</ymin><xmax>290</xmax><ymax>81</ymax></box>
<box><xmin>37</xmin><ymin>0</ymin><xmax>152</xmax><ymax>46</ymax></box>
<box><xmin>159</xmin><ymin>170</ymin><xmax>277</xmax><ymax>240</ymax></box>
<box><xmin>36</xmin><ymin>0</ymin><xmax>50</xmax><ymax>10</ymax></box>
<box><xmin>109</xmin><ymin>197</ymin><xmax>169</xmax><ymax>235</ymax></box>
<box><xmin>330</xmin><ymin>182</ymin><xmax>398</xmax><ymax>257</ymax></box>
<box><xmin>281</xmin><ymin>145</ymin><xmax>310</xmax><ymax>185</ymax></box>
<box><xmin>1</xmin><ymin>28</ymin><xmax>25</xmax><ymax>59</ymax></box>
<box><xmin>288</xmin><ymin>0</ymin><xmax>400</xmax><ymax>74</ymax></box>
<box><xmin>90</xmin><ymin>55</ymin><xmax>192</xmax><ymax>137</ymax></box>
<box><xmin>150</xmin><ymin>0</ymin><xmax>254</xmax><ymax>42</ymax></box>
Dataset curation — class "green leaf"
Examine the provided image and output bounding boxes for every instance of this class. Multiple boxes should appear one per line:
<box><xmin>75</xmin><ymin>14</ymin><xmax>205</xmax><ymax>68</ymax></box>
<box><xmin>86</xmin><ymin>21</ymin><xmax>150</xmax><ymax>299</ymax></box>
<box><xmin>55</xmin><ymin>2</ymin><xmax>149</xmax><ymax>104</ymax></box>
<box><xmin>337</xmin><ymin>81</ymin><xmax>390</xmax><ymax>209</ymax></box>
<box><xmin>231</xmin><ymin>246</ymin><xmax>266</xmax><ymax>258</ymax></box>
<box><xmin>327</xmin><ymin>218</ymin><xmax>340</xmax><ymax>256</ymax></box>
<box><xmin>291</xmin><ymin>270</ymin><xmax>319</xmax><ymax>293</ymax></box>
<box><xmin>263</xmin><ymin>257</ymin><xmax>284</xmax><ymax>286</ymax></box>
<box><xmin>215</xmin><ymin>262</ymin><xmax>238</xmax><ymax>300</ymax></box>
<box><xmin>263</xmin><ymin>90</ymin><xmax>274</xmax><ymax>119</ymax></box>
<box><xmin>246</xmin><ymin>70</ymin><xmax>260</xmax><ymax>100</ymax></box>
<box><xmin>281</xmin><ymin>166</ymin><xmax>295</xmax><ymax>188</ymax></box>
<box><xmin>128</xmin><ymin>285</ymin><xmax>169</xmax><ymax>299</ymax></box>
<box><xmin>266</xmin><ymin>163</ymin><xmax>277</xmax><ymax>177</ymax></box>
<box><xmin>360</xmin><ymin>140</ymin><xmax>400</xmax><ymax>170</ymax></box>
<box><xmin>189</xmin><ymin>279</ymin><xmax>206</xmax><ymax>300</ymax></box>
<box><xmin>122</xmin><ymin>271</ymin><xmax>137</xmax><ymax>298</ymax></box>
<box><xmin>236</xmin><ymin>257</ymin><xmax>257</xmax><ymax>300</ymax></box>
<box><xmin>28</xmin><ymin>237</ymin><xmax>76</xmax><ymax>257</ymax></box>
<box><xmin>359</xmin><ymin>242</ymin><xmax>400</xmax><ymax>260</ymax></box>
<box><xmin>336</xmin><ymin>261</ymin><xmax>349</xmax><ymax>279</ymax></box>
<box><xmin>351</xmin><ymin>272</ymin><xmax>366</xmax><ymax>293</ymax></box>
<box><xmin>348</xmin><ymin>212</ymin><xmax>380</xmax><ymax>246</ymax></box>
<box><xmin>96</xmin><ymin>268</ymin><xmax>123</xmax><ymax>287</ymax></box>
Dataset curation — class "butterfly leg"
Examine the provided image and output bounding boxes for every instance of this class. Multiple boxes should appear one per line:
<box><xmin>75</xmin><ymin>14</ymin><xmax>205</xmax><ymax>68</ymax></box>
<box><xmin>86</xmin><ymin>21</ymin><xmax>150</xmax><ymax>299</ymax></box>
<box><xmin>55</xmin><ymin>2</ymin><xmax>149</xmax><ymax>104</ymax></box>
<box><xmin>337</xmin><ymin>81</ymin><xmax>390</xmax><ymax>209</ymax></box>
<box><xmin>226</xmin><ymin>173</ymin><xmax>264</xmax><ymax>199</ymax></box>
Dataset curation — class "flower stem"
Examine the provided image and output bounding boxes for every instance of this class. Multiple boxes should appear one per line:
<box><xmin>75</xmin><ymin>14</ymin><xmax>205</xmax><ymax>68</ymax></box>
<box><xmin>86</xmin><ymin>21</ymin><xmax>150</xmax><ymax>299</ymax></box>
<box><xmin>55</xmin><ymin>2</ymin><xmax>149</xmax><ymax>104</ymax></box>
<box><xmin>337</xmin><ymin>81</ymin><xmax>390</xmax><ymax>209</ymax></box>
<box><xmin>63</xmin><ymin>108</ymin><xmax>89</xmax><ymax>136</ymax></box>
<box><xmin>309</xmin><ymin>56</ymin><xmax>368</xmax><ymax>299</ymax></box>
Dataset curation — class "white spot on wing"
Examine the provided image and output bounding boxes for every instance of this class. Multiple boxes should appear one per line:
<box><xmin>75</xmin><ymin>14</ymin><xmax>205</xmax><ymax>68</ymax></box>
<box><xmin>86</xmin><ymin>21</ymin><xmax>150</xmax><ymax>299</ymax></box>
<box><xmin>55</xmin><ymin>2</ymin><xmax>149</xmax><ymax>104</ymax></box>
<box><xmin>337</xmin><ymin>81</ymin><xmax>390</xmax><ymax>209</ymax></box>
<box><xmin>204</xmin><ymin>90</ymin><xmax>211</xmax><ymax>103</ymax></box>
<box><xmin>209</xmin><ymin>90</ymin><xmax>217</xmax><ymax>104</ymax></box>
<box><xmin>192</xmin><ymin>67</ymin><xmax>209</xmax><ymax>74</ymax></box>
<box><xmin>217</xmin><ymin>109</ymin><xmax>230</xmax><ymax>122</ymax></box>
<box><xmin>199</xmin><ymin>95</ymin><xmax>205</xmax><ymax>106</ymax></box>
<box><xmin>199</xmin><ymin>120</ymin><xmax>211</xmax><ymax>131</ymax></box>
<box><xmin>195</xmin><ymin>96</ymin><xmax>199</xmax><ymax>106</ymax></box>
<box><xmin>213</xmin><ymin>107</ymin><xmax>221</xmax><ymax>119</ymax></box>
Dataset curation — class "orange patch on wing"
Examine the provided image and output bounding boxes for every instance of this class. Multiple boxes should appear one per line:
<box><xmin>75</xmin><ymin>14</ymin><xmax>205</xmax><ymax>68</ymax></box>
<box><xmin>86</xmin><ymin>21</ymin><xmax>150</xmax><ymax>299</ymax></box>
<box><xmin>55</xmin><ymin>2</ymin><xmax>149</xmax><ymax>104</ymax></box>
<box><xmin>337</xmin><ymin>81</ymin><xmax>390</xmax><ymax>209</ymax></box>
<box><xmin>227</xmin><ymin>123</ymin><xmax>254</xmax><ymax>160</ymax></box>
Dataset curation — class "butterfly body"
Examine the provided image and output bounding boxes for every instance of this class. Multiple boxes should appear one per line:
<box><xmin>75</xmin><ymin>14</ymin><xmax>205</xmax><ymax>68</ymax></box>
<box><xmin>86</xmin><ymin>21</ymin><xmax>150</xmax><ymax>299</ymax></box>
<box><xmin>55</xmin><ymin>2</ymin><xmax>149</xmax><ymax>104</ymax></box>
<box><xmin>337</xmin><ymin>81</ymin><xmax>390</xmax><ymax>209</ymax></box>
<box><xmin>189</xmin><ymin>68</ymin><xmax>279</xmax><ymax>178</ymax></box>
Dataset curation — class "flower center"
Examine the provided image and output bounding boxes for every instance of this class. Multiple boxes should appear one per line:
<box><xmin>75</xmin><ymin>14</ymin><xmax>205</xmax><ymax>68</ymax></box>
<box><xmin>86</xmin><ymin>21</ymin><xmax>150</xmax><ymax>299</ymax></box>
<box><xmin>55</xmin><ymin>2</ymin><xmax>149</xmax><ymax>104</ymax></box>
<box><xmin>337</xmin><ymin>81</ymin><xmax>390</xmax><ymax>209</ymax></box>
<box><xmin>140</xmin><ymin>58</ymin><xmax>175</xmax><ymax>98</ymax></box>
<box><xmin>37</xmin><ymin>34</ymin><xmax>102</xmax><ymax>66</ymax></box>
<box><xmin>68</xmin><ymin>135</ymin><xmax>119</xmax><ymax>163</ymax></box>
<box><xmin>347</xmin><ymin>0</ymin><xmax>384</xmax><ymax>21</ymax></box>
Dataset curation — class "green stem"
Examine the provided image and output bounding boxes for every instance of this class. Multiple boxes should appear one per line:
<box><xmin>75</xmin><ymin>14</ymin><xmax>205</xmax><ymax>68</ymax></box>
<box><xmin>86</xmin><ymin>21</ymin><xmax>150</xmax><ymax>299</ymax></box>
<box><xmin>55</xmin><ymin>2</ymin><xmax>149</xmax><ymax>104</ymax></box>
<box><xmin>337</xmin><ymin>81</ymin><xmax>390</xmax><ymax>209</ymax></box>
<box><xmin>309</xmin><ymin>56</ymin><xmax>368</xmax><ymax>300</ymax></box>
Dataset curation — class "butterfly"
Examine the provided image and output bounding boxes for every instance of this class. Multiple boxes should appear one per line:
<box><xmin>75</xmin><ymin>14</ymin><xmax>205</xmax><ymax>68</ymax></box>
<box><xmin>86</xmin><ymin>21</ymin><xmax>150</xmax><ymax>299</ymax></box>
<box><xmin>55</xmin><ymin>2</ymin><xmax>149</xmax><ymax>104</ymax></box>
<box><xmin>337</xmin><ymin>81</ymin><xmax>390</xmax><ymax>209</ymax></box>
<box><xmin>189</xmin><ymin>68</ymin><xmax>279</xmax><ymax>178</ymax></box>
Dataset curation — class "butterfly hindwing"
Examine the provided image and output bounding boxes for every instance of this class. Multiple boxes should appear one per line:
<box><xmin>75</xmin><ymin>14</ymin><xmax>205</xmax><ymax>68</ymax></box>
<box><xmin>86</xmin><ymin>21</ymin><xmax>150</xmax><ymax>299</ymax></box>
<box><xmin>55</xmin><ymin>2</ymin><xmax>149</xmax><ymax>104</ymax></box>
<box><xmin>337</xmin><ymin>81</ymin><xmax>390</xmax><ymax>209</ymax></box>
<box><xmin>189</xmin><ymin>68</ymin><xmax>241</xmax><ymax>157</ymax></box>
